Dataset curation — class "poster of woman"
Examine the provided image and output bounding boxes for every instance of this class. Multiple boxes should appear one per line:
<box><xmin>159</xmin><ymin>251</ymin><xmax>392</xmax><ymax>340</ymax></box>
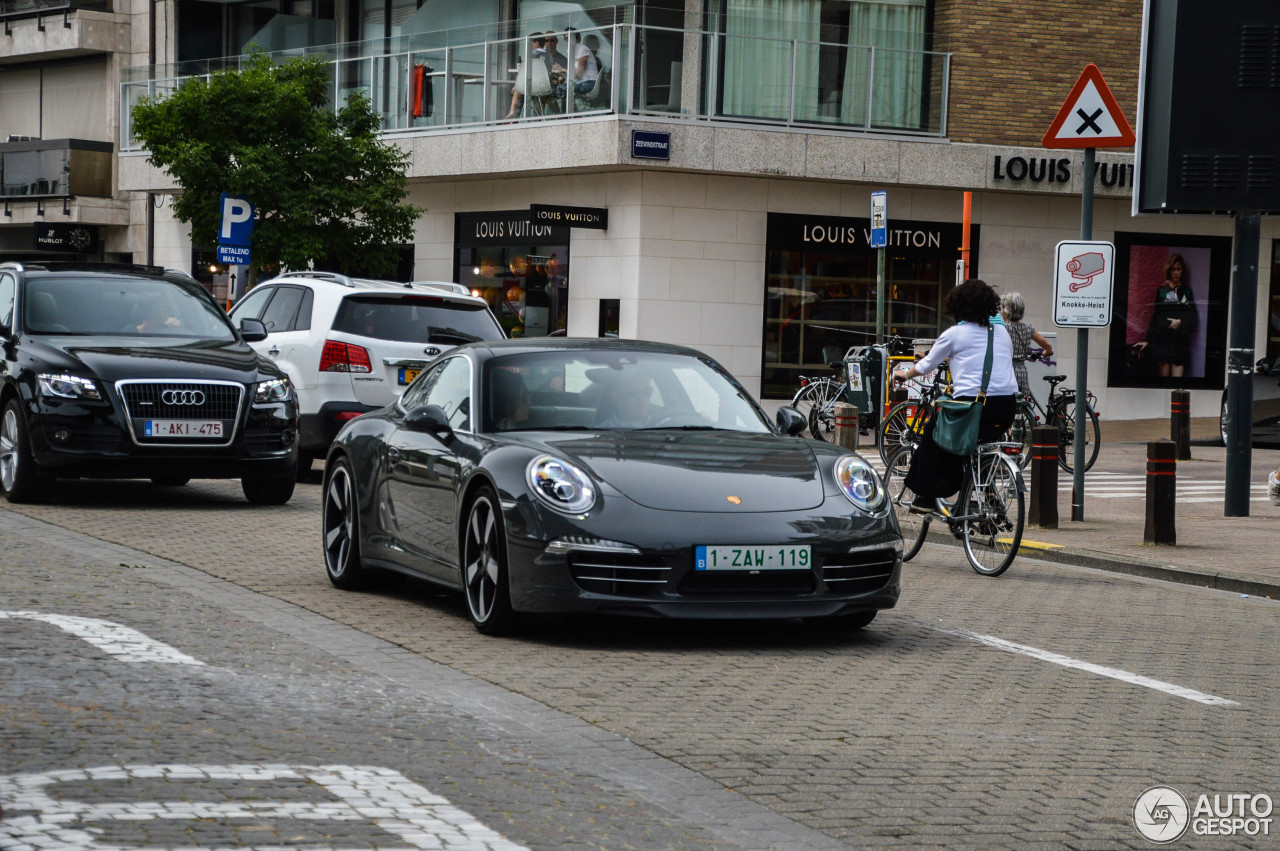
<box><xmin>1107</xmin><ymin>233</ymin><xmax>1231</xmax><ymax>390</ymax></box>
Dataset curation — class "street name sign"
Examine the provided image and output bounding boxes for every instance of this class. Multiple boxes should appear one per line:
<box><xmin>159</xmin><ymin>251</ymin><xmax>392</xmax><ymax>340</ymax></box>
<box><xmin>1053</xmin><ymin>240</ymin><xmax>1115</xmax><ymax>327</ymax></box>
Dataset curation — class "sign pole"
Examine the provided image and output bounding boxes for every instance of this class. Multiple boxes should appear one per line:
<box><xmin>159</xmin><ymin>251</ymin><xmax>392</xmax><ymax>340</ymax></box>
<box><xmin>1224</xmin><ymin>212</ymin><xmax>1259</xmax><ymax>517</ymax></box>
<box><xmin>870</xmin><ymin>191</ymin><xmax>887</xmax><ymax>342</ymax></box>
<box><xmin>1072</xmin><ymin>147</ymin><xmax>1094</xmax><ymax>522</ymax></box>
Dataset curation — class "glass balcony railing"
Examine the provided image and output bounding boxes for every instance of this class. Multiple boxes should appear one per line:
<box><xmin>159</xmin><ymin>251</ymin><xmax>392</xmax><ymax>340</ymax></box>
<box><xmin>0</xmin><ymin>0</ymin><xmax>111</xmax><ymax>21</ymax></box>
<box><xmin>120</xmin><ymin>23</ymin><xmax>948</xmax><ymax>152</ymax></box>
<box><xmin>0</xmin><ymin>139</ymin><xmax>113</xmax><ymax>199</ymax></box>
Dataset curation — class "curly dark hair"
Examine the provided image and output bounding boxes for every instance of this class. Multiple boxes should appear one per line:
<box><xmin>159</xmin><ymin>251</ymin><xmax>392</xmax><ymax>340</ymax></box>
<box><xmin>946</xmin><ymin>279</ymin><xmax>1001</xmax><ymax>325</ymax></box>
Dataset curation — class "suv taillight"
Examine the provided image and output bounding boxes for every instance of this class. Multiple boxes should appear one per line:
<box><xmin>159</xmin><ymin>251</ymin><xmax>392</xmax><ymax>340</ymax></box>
<box><xmin>320</xmin><ymin>340</ymin><xmax>372</xmax><ymax>374</ymax></box>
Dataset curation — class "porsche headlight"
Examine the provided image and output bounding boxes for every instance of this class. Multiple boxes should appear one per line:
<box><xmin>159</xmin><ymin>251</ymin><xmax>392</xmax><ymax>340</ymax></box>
<box><xmin>834</xmin><ymin>455</ymin><xmax>885</xmax><ymax>512</ymax></box>
<box><xmin>527</xmin><ymin>455</ymin><xmax>597</xmax><ymax>514</ymax></box>
<box><xmin>253</xmin><ymin>378</ymin><xmax>292</xmax><ymax>404</ymax></box>
<box><xmin>37</xmin><ymin>373</ymin><xmax>101</xmax><ymax>400</ymax></box>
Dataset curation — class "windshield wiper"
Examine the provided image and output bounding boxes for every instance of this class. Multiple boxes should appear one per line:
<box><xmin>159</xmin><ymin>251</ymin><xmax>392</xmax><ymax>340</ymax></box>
<box><xmin>428</xmin><ymin>327</ymin><xmax>481</xmax><ymax>344</ymax></box>
<box><xmin>637</xmin><ymin>425</ymin><xmax>737</xmax><ymax>431</ymax></box>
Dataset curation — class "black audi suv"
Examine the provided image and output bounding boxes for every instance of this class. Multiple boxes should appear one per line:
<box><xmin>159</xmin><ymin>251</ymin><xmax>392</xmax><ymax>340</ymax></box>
<box><xmin>0</xmin><ymin>262</ymin><xmax>299</xmax><ymax>504</ymax></box>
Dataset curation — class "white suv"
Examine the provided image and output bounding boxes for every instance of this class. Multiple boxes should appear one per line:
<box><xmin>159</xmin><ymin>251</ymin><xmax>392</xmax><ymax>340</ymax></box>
<box><xmin>228</xmin><ymin>271</ymin><xmax>504</xmax><ymax>473</ymax></box>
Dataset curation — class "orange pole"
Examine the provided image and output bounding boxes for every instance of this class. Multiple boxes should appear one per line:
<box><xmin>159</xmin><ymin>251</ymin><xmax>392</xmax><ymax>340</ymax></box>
<box><xmin>961</xmin><ymin>191</ymin><xmax>972</xmax><ymax>280</ymax></box>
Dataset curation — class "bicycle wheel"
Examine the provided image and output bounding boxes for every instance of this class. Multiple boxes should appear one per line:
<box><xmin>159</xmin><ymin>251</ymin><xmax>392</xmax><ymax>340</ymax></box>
<box><xmin>958</xmin><ymin>451</ymin><xmax>1024</xmax><ymax>577</ymax></box>
<box><xmin>807</xmin><ymin>387</ymin><xmax>839</xmax><ymax>442</ymax></box>
<box><xmin>883</xmin><ymin>445</ymin><xmax>930</xmax><ymax>562</ymax></box>
<box><xmin>1006</xmin><ymin>405</ymin><xmax>1034</xmax><ymax>470</ymax></box>
<box><xmin>792</xmin><ymin>380</ymin><xmax>839</xmax><ymax>441</ymax></box>
<box><xmin>1052</xmin><ymin>399</ymin><xmax>1101</xmax><ymax>473</ymax></box>
<box><xmin>877</xmin><ymin>401</ymin><xmax>926</xmax><ymax>465</ymax></box>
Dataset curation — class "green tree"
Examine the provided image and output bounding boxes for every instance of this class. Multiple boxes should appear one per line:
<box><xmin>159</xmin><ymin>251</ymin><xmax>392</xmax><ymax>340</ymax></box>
<box><xmin>131</xmin><ymin>51</ymin><xmax>418</xmax><ymax>280</ymax></box>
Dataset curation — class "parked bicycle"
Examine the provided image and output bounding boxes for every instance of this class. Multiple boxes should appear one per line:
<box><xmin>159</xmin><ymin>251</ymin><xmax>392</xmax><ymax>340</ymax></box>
<box><xmin>1007</xmin><ymin>351</ymin><xmax>1101</xmax><ymax>472</ymax></box>
<box><xmin>789</xmin><ymin>335</ymin><xmax>914</xmax><ymax>442</ymax></box>
<box><xmin>883</xmin><ymin>438</ymin><xmax>1026</xmax><ymax>576</ymax></box>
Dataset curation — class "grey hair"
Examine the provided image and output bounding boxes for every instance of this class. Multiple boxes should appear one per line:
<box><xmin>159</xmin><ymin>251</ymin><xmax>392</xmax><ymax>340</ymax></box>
<box><xmin>1000</xmin><ymin>291</ymin><xmax>1026</xmax><ymax>323</ymax></box>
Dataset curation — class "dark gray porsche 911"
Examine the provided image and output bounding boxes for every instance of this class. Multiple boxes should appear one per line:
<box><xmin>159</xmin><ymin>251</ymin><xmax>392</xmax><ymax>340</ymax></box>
<box><xmin>322</xmin><ymin>338</ymin><xmax>902</xmax><ymax>634</ymax></box>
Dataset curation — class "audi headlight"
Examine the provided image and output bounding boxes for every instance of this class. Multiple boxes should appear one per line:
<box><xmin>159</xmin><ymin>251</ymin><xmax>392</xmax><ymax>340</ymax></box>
<box><xmin>37</xmin><ymin>373</ymin><xmax>101</xmax><ymax>400</ymax></box>
<box><xmin>527</xmin><ymin>455</ymin><xmax>597</xmax><ymax>514</ymax></box>
<box><xmin>834</xmin><ymin>455</ymin><xmax>885</xmax><ymax>512</ymax></box>
<box><xmin>254</xmin><ymin>378</ymin><xmax>292</xmax><ymax>404</ymax></box>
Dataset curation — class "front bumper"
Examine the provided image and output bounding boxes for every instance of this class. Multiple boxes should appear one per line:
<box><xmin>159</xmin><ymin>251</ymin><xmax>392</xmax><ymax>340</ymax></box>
<box><xmin>499</xmin><ymin>493</ymin><xmax>902</xmax><ymax>619</ymax></box>
<box><xmin>27</xmin><ymin>394</ymin><xmax>298</xmax><ymax>480</ymax></box>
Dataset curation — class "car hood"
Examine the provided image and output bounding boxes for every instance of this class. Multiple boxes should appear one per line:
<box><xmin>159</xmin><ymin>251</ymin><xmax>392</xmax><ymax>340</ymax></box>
<box><xmin>545</xmin><ymin>430</ymin><xmax>826</xmax><ymax>512</ymax></box>
<box><xmin>31</xmin><ymin>336</ymin><xmax>279</xmax><ymax>383</ymax></box>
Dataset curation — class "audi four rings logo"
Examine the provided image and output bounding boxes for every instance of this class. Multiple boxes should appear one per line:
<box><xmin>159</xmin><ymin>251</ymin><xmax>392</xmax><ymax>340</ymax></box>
<box><xmin>161</xmin><ymin>390</ymin><xmax>206</xmax><ymax>405</ymax></box>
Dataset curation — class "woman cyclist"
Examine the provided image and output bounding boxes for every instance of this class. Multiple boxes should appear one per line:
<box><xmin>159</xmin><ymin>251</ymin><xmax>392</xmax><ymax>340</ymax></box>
<box><xmin>892</xmin><ymin>279</ymin><xmax>1020</xmax><ymax>512</ymax></box>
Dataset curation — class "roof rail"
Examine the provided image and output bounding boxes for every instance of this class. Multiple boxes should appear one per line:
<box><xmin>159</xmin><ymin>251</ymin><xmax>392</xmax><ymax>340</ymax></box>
<box><xmin>277</xmin><ymin>270</ymin><xmax>355</xmax><ymax>288</ymax></box>
<box><xmin>8</xmin><ymin>261</ymin><xmax>167</xmax><ymax>275</ymax></box>
<box><xmin>411</xmin><ymin>280</ymin><xmax>472</xmax><ymax>296</ymax></box>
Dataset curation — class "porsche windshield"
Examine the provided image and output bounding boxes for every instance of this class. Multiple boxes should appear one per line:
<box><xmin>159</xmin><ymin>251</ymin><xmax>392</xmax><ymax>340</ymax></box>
<box><xmin>483</xmin><ymin>350</ymin><xmax>772</xmax><ymax>433</ymax></box>
<box><xmin>24</xmin><ymin>276</ymin><xmax>236</xmax><ymax>340</ymax></box>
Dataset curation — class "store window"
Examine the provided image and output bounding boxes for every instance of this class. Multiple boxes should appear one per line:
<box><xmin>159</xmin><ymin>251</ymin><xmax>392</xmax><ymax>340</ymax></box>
<box><xmin>455</xmin><ymin>211</ymin><xmax>570</xmax><ymax>338</ymax></box>
<box><xmin>761</xmin><ymin>212</ymin><xmax>973</xmax><ymax>399</ymax></box>
<box><xmin>1269</xmin><ymin>242</ymin><xmax>1280</xmax><ymax>363</ymax></box>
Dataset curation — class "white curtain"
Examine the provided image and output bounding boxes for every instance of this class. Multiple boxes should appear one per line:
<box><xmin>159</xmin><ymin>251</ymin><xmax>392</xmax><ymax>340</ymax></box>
<box><xmin>42</xmin><ymin>63</ymin><xmax>109</xmax><ymax>142</ymax></box>
<box><xmin>721</xmin><ymin>0</ymin><xmax>821</xmax><ymax>121</ymax></box>
<box><xmin>839</xmin><ymin>0</ymin><xmax>926</xmax><ymax>128</ymax></box>
<box><xmin>0</xmin><ymin>69</ymin><xmax>42</xmax><ymax>141</ymax></box>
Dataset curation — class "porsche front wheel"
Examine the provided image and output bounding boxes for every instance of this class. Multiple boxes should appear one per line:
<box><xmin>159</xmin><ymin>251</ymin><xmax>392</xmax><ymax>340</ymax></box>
<box><xmin>323</xmin><ymin>458</ymin><xmax>371</xmax><ymax>590</ymax></box>
<box><xmin>462</xmin><ymin>487</ymin><xmax>517</xmax><ymax>635</ymax></box>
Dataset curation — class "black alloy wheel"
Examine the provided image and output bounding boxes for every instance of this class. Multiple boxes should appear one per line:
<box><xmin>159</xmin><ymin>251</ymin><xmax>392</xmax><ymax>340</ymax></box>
<box><xmin>1</xmin><ymin>400</ymin><xmax>53</xmax><ymax>504</ymax></box>
<box><xmin>462</xmin><ymin>487</ymin><xmax>516</xmax><ymax>635</ymax></box>
<box><xmin>323</xmin><ymin>457</ymin><xmax>370</xmax><ymax>589</ymax></box>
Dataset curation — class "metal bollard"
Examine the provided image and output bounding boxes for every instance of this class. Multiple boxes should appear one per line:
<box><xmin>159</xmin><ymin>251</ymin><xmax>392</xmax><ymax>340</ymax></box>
<box><xmin>1170</xmin><ymin>389</ymin><xmax>1191</xmax><ymax>460</ymax></box>
<box><xmin>1144</xmin><ymin>439</ymin><xmax>1177</xmax><ymax>546</ymax></box>
<box><xmin>1028</xmin><ymin>426</ymin><xmax>1059</xmax><ymax>529</ymax></box>
<box><xmin>834</xmin><ymin>402</ymin><xmax>859</xmax><ymax>451</ymax></box>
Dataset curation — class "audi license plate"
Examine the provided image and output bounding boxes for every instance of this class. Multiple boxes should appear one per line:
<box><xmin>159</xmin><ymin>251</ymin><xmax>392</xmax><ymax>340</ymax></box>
<box><xmin>695</xmin><ymin>545</ymin><xmax>811</xmax><ymax>571</ymax></box>
<box><xmin>145</xmin><ymin>420</ymin><xmax>223</xmax><ymax>438</ymax></box>
<box><xmin>398</xmin><ymin>367</ymin><xmax>420</xmax><ymax>385</ymax></box>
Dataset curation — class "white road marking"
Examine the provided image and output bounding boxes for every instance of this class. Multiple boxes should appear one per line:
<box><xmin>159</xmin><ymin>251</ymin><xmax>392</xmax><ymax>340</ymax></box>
<box><xmin>0</xmin><ymin>764</ymin><xmax>530</xmax><ymax>851</ymax></box>
<box><xmin>943</xmin><ymin>628</ymin><xmax>1239</xmax><ymax>707</ymax></box>
<box><xmin>0</xmin><ymin>611</ymin><xmax>203</xmax><ymax>665</ymax></box>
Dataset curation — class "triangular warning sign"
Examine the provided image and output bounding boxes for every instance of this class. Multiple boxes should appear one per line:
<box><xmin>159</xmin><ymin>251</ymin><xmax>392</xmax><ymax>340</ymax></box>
<box><xmin>1043</xmin><ymin>64</ymin><xmax>1135</xmax><ymax>149</ymax></box>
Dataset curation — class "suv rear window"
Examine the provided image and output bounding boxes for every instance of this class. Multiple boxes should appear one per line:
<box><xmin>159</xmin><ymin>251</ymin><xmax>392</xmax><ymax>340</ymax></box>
<box><xmin>331</xmin><ymin>295</ymin><xmax>502</xmax><ymax>345</ymax></box>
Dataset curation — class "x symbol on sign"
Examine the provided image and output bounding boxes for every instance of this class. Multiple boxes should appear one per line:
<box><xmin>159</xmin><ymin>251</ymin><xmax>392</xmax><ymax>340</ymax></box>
<box><xmin>1076</xmin><ymin>107</ymin><xmax>1103</xmax><ymax>135</ymax></box>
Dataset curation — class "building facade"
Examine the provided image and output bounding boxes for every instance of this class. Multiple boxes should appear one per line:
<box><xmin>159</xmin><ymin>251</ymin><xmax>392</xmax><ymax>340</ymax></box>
<box><xmin>4</xmin><ymin>0</ymin><xmax>1278</xmax><ymax>419</ymax></box>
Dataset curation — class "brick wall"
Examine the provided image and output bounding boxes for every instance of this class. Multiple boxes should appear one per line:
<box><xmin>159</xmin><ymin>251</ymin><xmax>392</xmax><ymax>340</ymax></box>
<box><xmin>933</xmin><ymin>0</ymin><xmax>1142</xmax><ymax>147</ymax></box>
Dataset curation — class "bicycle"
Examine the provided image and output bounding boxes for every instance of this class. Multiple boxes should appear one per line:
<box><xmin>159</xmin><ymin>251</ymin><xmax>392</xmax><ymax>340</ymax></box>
<box><xmin>789</xmin><ymin>368</ymin><xmax>845</xmax><ymax>441</ymax></box>
<box><xmin>883</xmin><ymin>439</ymin><xmax>1026</xmax><ymax>576</ymax></box>
<box><xmin>1007</xmin><ymin>351</ymin><xmax>1101</xmax><ymax>472</ymax></box>
<box><xmin>790</xmin><ymin>335</ymin><xmax>914</xmax><ymax>442</ymax></box>
<box><xmin>876</xmin><ymin>365</ymin><xmax>950</xmax><ymax>464</ymax></box>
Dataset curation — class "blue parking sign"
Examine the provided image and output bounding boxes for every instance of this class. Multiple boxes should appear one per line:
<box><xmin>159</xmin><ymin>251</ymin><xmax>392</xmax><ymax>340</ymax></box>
<box><xmin>218</xmin><ymin>194</ymin><xmax>255</xmax><ymax>247</ymax></box>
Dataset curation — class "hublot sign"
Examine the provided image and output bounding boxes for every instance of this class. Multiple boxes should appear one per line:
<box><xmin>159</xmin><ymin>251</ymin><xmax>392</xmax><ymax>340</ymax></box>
<box><xmin>992</xmin><ymin>154</ymin><xmax>1134</xmax><ymax>189</ymax></box>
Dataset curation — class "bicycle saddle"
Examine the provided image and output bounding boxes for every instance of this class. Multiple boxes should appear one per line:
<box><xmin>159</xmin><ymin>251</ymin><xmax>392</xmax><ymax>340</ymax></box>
<box><xmin>1043</xmin><ymin>375</ymin><xmax>1067</xmax><ymax>386</ymax></box>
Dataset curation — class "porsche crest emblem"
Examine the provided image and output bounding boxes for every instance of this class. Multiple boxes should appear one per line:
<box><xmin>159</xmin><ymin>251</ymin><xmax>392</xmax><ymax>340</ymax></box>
<box><xmin>726</xmin><ymin>495</ymin><xmax>741</xmax><ymax>505</ymax></box>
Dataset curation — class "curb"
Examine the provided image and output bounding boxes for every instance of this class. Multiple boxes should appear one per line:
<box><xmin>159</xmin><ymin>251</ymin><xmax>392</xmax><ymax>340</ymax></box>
<box><xmin>919</xmin><ymin>528</ymin><xmax>1280</xmax><ymax>599</ymax></box>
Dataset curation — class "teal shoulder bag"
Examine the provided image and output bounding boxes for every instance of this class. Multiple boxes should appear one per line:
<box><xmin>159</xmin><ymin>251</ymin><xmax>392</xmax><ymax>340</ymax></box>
<box><xmin>932</xmin><ymin>325</ymin><xmax>993</xmax><ymax>457</ymax></box>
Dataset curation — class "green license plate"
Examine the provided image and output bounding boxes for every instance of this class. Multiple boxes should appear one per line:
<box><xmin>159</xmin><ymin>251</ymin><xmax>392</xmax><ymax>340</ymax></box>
<box><xmin>695</xmin><ymin>545</ymin><xmax>811</xmax><ymax>571</ymax></box>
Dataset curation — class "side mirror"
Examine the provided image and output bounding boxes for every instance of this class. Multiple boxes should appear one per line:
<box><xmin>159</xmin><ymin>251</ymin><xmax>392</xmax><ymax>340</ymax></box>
<box><xmin>404</xmin><ymin>404</ymin><xmax>454</xmax><ymax>438</ymax></box>
<box><xmin>240</xmin><ymin>317</ymin><xmax>268</xmax><ymax>342</ymax></box>
<box><xmin>776</xmin><ymin>405</ymin><xmax>808</xmax><ymax>437</ymax></box>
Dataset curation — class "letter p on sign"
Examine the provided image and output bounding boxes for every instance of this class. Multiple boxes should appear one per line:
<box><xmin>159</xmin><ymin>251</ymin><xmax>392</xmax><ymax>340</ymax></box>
<box><xmin>218</xmin><ymin>194</ymin><xmax>255</xmax><ymax>246</ymax></box>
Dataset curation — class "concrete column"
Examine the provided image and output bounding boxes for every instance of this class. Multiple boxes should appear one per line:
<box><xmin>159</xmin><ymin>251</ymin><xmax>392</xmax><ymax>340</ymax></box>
<box><xmin>681</xmin><ymin>0</ymin><xmax>704</xmax><ymax>115</ymax></box>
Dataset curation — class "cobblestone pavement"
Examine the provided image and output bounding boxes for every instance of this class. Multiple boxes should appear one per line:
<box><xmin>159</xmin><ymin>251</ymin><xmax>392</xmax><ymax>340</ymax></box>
<box><xmin>3</xmin><ymin>476</ymin><xmax>1278</xmax><ymax>849</ymax></box>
